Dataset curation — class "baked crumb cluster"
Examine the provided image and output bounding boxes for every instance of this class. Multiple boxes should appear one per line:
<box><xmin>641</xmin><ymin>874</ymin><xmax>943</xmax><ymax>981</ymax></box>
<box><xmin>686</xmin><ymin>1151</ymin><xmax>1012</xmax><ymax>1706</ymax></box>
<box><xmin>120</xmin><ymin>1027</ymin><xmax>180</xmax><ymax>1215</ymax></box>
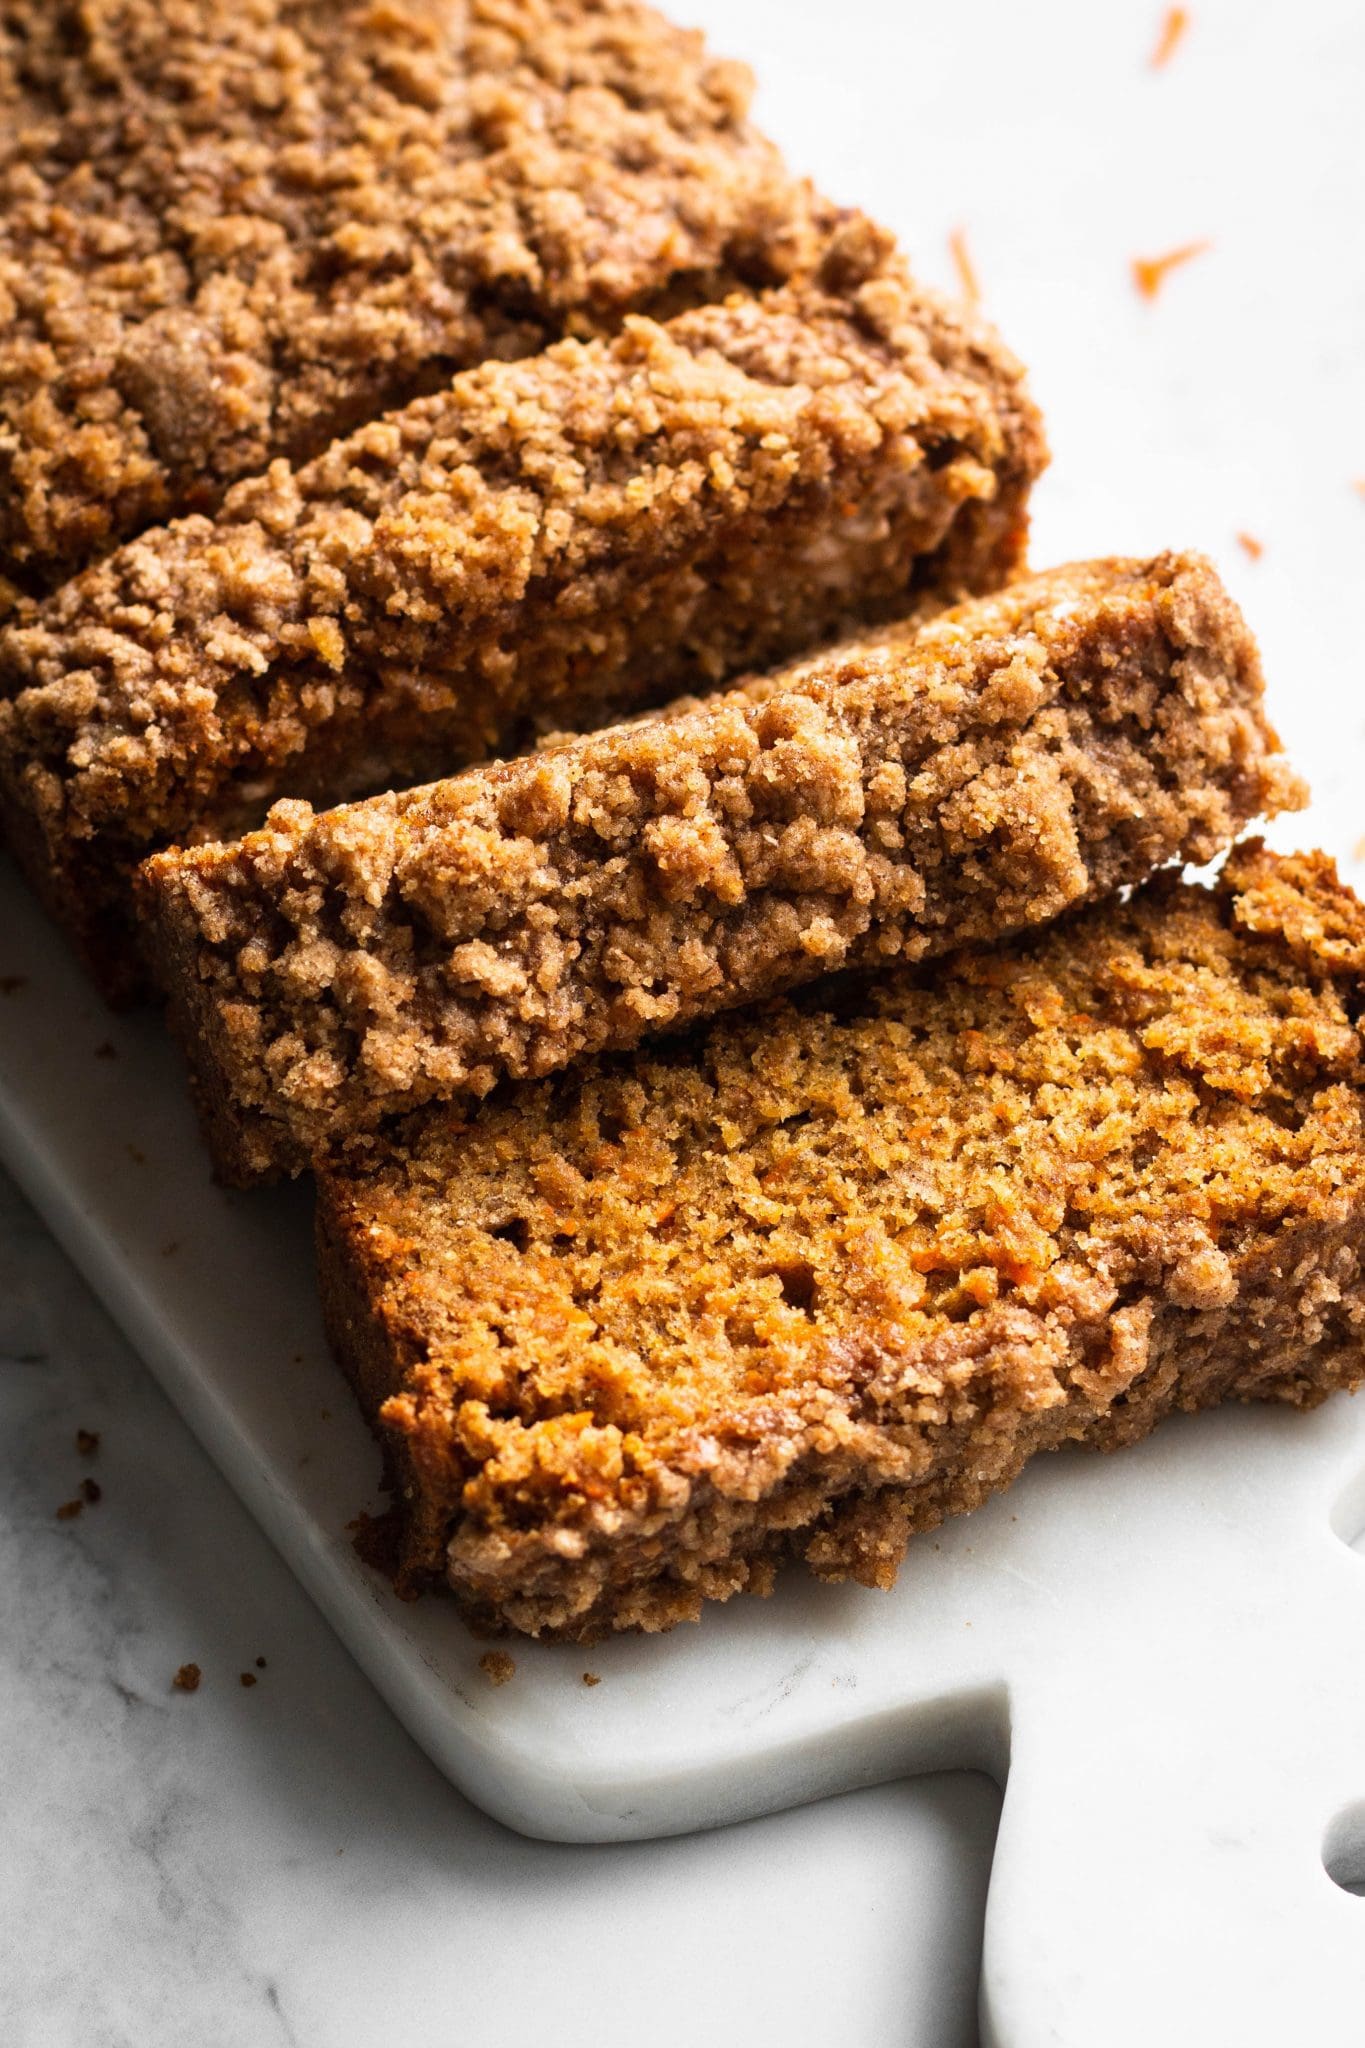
<box><xmin>317</xmin><ymin>846</ymin><xmax>1365</xmax><ymax>1635</ymax></box>
<box><xmin>0</xmin><ymin>0</ymin><xmax>828</xmax><ymax>591</ymax></box>
<box><xmin>139</xmin><ymin>553</ymin><xmax>1300</xmax><ymax>1182</ymax></box>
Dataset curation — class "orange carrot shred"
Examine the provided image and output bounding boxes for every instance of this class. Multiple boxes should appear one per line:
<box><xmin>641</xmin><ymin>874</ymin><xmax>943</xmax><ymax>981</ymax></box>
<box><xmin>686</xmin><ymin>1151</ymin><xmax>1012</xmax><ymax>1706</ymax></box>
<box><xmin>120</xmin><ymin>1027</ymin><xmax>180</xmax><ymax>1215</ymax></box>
<box><xmin>1236</xmin><ymin>532</ymin><xmax>1264</xmax><ymax>561</ymax></box>
<box><xmin>1150</xmin><ymin>7</ymin><xmax>1190</xmax><ymax>69</ymax></box>
<box><xmin>948</xmin><ymin>227</ymin><xmax>980</xmax><ymax>308</ymax></box>
<box><xmin>1132</xmin><ymin>241</ymin><xmax>1210</xmax><ymax>300</ymax></box>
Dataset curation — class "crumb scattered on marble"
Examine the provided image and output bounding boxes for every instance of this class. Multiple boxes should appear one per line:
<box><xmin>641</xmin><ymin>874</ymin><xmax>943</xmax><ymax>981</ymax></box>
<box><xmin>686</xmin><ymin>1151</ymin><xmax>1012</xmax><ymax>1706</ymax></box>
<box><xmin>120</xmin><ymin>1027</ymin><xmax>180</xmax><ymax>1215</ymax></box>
<box><xmin>255</xmin><ymin>1656</ymin><xmax>267</xmax><ymax>1669</ymax></box>
<box><xmin>173</xmin><ymin>1664</ymin><xmax>202</xmax><ymax>1693</ymax></box>
<box><xmin>1132</xmin><ymin>240</ymin><xmax>1210</xmax><ymax>299</ymax></box>
<box><xmin>55</xmin><ymin>1498</ymin><xmax>83</xmax><ymax>1521</ymax></box>
<box><xmin>479</xmin><ymin>1651</ymin><xmax>516</xmax><ymax>1687</ymax></box>
<box><xmin>76</xmin><ymin>1428</ymin><xmax>100</xmax><ymax>1457</ymax></box>
<box><xmin>1236</xmin><ymin>532</ymin><xmax>1264</xmax><ymax>561</ymax></box>
<box><xmin>582</xmin><ymin>1672</ymin><xmax>602</xmax><ymax>1688</ymax></box>
<box><xmin>1149</xmin><ymin>6</ymin><xmax>1190</xmax><ymax>68</ymax></box>
<box><xmin>80</xmin><ymin>1478</ymin><xmax>101</xmax><ymax>1505</ymax></box>
<box><xmin>239</xmin><ymin>1672</ymin><xmax>257</xmax><ymax>1689</ymax></box>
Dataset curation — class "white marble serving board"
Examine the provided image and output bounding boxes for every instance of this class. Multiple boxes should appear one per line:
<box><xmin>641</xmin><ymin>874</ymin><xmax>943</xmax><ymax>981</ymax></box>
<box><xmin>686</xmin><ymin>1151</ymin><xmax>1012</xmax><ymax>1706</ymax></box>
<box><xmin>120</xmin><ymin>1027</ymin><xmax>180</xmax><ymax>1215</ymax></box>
<box><xmin>5</xmin><ymin>0</ymin><xmax>1365</xmax><ymax>2036</ymax></box>
<box><xmin>8</xmin><ymin>822</ymin><xmax>1365</xmax><ymax>2043</ymax></box>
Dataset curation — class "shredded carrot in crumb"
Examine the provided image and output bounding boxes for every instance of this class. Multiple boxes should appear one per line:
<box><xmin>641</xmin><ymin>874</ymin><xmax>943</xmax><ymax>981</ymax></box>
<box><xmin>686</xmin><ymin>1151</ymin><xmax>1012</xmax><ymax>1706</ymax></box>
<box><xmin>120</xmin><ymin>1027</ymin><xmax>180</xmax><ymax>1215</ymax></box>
<box><xmin>1236</xmin><ymin>532</ymin><xmax>1264</xmax><ymax>561</ymax></box>
<box><xmin>1150</xmin><ymin>7</ymin><xmax>1190</xmax><ymax>69</ymax></box>
<box><xmin>948</xmin><ymin>227</ymin><xmax>980</xmax><ymax>307</ymax></box>
<box><xmin>1132</xmin><ymin>241</ymin><xmax>1210</xmax><ymax>300</ymax></box>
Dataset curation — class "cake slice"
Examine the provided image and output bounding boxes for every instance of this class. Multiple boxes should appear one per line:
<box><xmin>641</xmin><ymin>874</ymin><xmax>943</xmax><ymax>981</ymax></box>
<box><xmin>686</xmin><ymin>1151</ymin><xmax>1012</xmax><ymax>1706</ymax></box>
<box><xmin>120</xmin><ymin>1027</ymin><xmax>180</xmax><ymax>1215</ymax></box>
<box><xmin>140</xmin><ymin>554</ymin><xmax>1301</xmax><ymax>1184</ymax></box>
<box><xmin>1</xmin><ymin>230</ymin><xmax>1044</xmax><ymax>996</ymax></box>
<box><xmin>0</xmin><ymin>0</ymin><xmax>831</xmax><ymax>594</ymax></box>
<box><xmin>315</xmin><ymin>843</ymin><xmax>1365</xmax><ymax>1639</ymax></box>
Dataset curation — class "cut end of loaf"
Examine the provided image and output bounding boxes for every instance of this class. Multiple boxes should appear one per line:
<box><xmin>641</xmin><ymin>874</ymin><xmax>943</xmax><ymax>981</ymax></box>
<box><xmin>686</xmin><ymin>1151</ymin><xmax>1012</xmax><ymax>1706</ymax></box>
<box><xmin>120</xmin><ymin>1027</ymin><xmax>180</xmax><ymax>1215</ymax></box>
<box><xmin>315</xmin><ymin>844</ymin><xmax>1365</xmax><ymax>1638</ymax></box>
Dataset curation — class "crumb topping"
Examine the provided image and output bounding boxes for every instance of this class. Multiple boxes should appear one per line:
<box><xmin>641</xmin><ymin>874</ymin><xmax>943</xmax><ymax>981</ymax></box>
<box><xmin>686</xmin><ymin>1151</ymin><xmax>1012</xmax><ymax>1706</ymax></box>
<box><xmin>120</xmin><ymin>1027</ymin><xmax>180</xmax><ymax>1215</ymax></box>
<box><xmin>2</xmin><ymin>240</ymin><xmax>1039</xmax><ymax>853</ymax></box>
<box><xmin>141</xmin><ymin>553</ymin><xmax>1299</xmax><ymax>1180</ymax></box>
<box><xmin>0</xmin><ymin>0</ymin><xmax>828</xmax><ymax>585</ymax></box>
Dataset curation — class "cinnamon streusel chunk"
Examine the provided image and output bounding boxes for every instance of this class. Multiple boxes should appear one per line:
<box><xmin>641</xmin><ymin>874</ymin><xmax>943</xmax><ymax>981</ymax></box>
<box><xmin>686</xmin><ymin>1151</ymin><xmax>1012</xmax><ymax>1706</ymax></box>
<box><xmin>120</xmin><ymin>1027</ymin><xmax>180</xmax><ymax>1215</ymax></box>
<box><xmin>315</xmin><ymin>843</ymin><xmax>1365</xmax><ymax>1638</ymax></box>
<box><xmin>2</xmin><ymin>235</ymin><xmax>1044</xmax><ymax>993</ymax></box>
<box><xmin>141</xmin><ymin>553</ymin><xmax>1301</xmax><ymax>1182</ymax></box>
<box><xmin>0</xmin><ymin>0</ymin><xmax>831</xmax><ymax>593</ymax></box>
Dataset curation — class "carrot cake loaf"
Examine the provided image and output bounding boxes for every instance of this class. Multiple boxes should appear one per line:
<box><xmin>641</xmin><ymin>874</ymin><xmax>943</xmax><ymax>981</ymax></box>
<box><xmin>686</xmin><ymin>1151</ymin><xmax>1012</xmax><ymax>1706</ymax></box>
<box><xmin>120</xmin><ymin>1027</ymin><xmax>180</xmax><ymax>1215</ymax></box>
<box><xmin>0</xmin><ymin>0</ymin><xmax>833</xmax><ymax>594</ymax></box>
<box><xmin>1</xmin><ymin>234</ymin><xmax>1044</xmax><ymax>994</ymax></box>
<box><xmin>141</xmin><ymin>553</ymin><xmax>1302</xmax><ymax>1183</ymax></box>
<box><xmin>316</xmin><ymin>842</ymin><xmax>1365</xmax><ymax>1638</ymax></box>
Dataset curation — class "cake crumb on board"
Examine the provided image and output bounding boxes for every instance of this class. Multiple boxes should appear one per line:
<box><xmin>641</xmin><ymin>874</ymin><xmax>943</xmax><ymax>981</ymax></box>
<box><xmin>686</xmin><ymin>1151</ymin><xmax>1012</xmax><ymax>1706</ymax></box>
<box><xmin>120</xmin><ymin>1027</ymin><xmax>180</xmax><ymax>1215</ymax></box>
<box><xmin>1149</xmin><ymin>7</ymin><xmax>1190</xmax><ymax>69</ymax></box>
<box><xmin>1132</xmin><ymin>241</ymin><xmax>1210</xmax><ymax>300</ymax></box>
<box><xmin>173</xmin><ymin>1664</ymin><xmax>202</xmax><ymax>1694</ymax></box>
<box><xmin>947</xmin><ymin>226</ymin><xmax>980</xmax><ymax>305</ymax></box>
<box><xmin>479</xmin><ymin>1652</ymin><xmax>516</xmax><ymax>1687</ymax></box>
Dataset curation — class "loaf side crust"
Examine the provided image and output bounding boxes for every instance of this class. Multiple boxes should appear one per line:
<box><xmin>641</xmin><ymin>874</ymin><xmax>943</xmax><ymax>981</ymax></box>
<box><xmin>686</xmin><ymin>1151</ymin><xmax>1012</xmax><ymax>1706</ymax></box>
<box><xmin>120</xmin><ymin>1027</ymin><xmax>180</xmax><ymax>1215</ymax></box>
<box><xmin>143</xmin><ymin>552</ymin><xmax>1300</xmax><ymax>1181</ymax></box>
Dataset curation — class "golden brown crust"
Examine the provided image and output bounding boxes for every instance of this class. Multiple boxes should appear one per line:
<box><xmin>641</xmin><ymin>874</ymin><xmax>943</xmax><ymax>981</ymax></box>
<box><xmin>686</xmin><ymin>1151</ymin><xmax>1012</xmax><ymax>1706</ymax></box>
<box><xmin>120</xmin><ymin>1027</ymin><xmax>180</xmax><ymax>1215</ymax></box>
<box><xmin>1</xmin><ymin>236</ymin><xmax>1044</xmax><ymax>994</ymax></box>
<box><xmin>0</xmin><ymin>0</ymin><xmax>832</xmax><ymax>589</ymax></box>
<box><xmin>141</xmin><ymin>553</ymin><xmax>1301</xmax><ymax>1182</ymax></box>
<box><xmin>314</xmin><ymin>845</ymin><xmax>1365</xmax><ymax>1638</ymax></box>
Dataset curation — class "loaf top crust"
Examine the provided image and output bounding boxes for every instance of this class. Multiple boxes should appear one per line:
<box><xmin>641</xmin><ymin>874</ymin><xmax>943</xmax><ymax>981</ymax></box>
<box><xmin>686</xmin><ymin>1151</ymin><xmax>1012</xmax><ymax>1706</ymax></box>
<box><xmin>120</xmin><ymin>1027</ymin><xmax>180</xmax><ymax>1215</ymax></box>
<box><xmin>0</xmin><ymin>0</ymin><xmax>828</xmax><ymax>588</ymax></box>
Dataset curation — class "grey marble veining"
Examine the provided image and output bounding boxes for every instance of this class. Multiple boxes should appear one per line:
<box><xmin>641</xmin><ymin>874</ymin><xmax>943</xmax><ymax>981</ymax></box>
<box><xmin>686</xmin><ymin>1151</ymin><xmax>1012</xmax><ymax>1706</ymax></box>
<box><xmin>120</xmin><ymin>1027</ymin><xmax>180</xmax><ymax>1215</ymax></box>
<box><xmin>0</xmin><ymin>1164</ymin><xmax>996</xmax><ymax>2047</ymax></box>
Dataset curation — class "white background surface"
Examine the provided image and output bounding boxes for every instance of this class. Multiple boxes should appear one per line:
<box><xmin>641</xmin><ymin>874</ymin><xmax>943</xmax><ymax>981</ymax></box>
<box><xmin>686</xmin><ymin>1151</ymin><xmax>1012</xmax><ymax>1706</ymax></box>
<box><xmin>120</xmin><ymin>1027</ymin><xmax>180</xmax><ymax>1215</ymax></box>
<box><xmin>3</xmin><ymin>0</ymin><xmax>1365</xmax><ymax>2041</ymax></box>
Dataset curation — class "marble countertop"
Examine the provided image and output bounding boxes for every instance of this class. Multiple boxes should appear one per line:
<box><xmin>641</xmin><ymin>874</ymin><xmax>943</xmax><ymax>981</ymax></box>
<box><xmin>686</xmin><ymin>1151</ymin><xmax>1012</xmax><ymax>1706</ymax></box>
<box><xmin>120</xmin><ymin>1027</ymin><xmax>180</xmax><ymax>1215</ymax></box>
<box><xmin>4</xmin><ymin>0</ymin><xmax>1364</xmax><ymax>2039</ymax></box>
<box><xmin>0</xmin><ymin>1158</ymin><xmax>997</xmax><ymax>2045</ymax></box>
